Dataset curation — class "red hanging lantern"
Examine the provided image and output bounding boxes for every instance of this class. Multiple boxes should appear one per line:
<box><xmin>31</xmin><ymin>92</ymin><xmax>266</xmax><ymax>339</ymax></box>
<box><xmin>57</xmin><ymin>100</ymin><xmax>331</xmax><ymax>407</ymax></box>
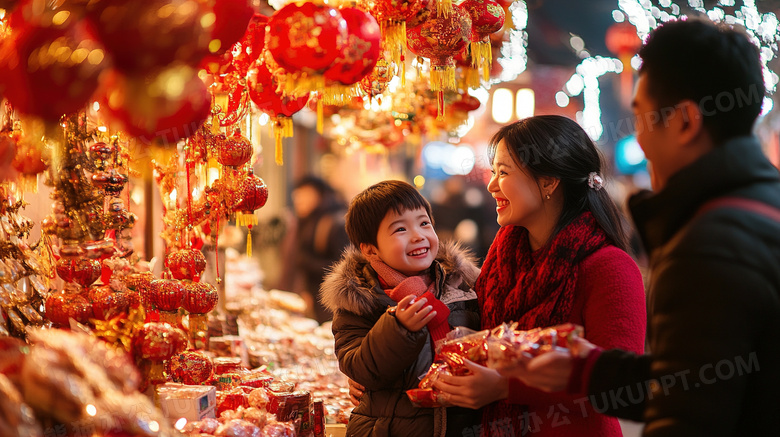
<box><xmin>85</xmin><ymin>0</ymin><xmax>212</xmax><ymax>73</ymax></box>
<box><xmin>45</xmin><ymin>292</ymin><xmax>93</xmax><ymax>327</ymax></box>
<box><xmin>232</xmin><ymin>170</ymin><xmax>268</xmax><ymax>257</ymax></box>
<box><xmin>98</xmin><ymin>66</ymin><xmax>210</xmax><ymax>147</ymax></box>
<box><xmin>0</xmin><ymin>11</ymin><xmax>109</xmax><ymax>122</ymax></box>
<box><xmin>247</xmin><ymin>58</ymin><xmax>309</xmax><ymax>165</ymax></box>
<box><xmin>132</xmin><ymin>322</ymin><xmax>188</xmax><ymax>387</ymax></box>
<box><xmin>359</xmin><ymin>58</ymin><xmax>395</xmax><ymax>99</ymax></box>
<box><xmin>89</xmin><ymin>285</ymin><xmax>131</xmax><ymax>321</ymax></box>
<box><xmin>208</xmin><ymin>0</ymin><xmax>255</xmax><ymax>57</ymax></box>
<box><xmin>183</xmin><ymin>281</ymin><xmax>219</xmax><ymax>349</ymax></box>
<box><xmin>230</xmin><ymin>14</ymin><xmax>269</xmax><ymax>77</ymax></box>
<box><xmin>365</xmin><ymin>0</ymin><xmax>426</xmax><ymax>69</ymax></box>
<box><xmin>407</xmin><ymin>8</ymin><xmax>472</xmax><ymax>120</ymax></box>
<box><xmin>56</xmin><ymin>258</ymin><xmax>102</xmax><ymax>288</ymax></box>
<box><xmin>606</xmin><ymin>21</ymin><xmax>642</xmax><ymax>108</ymax></box>
<box><xmin>169</xmin><ymin>350</ymin><xmax>214</xmax><ymax>384</ymax></box>
<box><xmin>166</xmin><ymin>249</ymin><xmax>207</xmax><ymax>282</ymax></box>
<box><xmin>216</xmin><ymin>128</ymin><xmax>253</xmax><ymax>168</ymax></box>
<box><xmin>150</xmin><ymin>279</ymin><xmax>186</xmax><ymax>325</ymax></box>
<box><xmin>459</xmin><ymin>0</ymin><xmax>504</xmax><ymax>82</ymax></box>
<box><xmin>324</xmin><ymin>7</ymin><xmax>381</xmax><ymax>86</ymax></box>
<box><xmin>266</xmin><ymin>2</ymin><xmax>347</xmax><ymax>82</ymax></box>
<box><xmin>126</xmin><ymin>271</ymin><xmax>156</xmax><ymax>309</ymax></box>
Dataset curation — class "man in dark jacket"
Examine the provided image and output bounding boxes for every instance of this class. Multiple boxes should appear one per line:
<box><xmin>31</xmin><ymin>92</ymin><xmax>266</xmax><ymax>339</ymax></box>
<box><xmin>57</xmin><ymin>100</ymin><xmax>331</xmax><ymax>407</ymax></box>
<box><xmin>495</xmin><ymin>17</ymin><xmax>780</xmax><ymax>437</ymax></box>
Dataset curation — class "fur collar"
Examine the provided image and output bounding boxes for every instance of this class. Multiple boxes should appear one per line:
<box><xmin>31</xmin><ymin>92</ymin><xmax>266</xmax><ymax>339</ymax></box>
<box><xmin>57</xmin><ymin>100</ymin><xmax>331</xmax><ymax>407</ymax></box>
<box><xmin>319</xmin><ymin>240</ymin><xmax>480</xmax><ymax>317</ymax></box>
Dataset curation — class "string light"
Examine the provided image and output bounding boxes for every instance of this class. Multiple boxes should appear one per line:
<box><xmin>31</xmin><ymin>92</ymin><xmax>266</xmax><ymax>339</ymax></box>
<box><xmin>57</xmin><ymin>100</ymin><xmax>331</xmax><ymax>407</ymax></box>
<box><xmin>493</xmin><ymin>1</ymin><xmax>529</xmax><ymax>84</ymax></box>
<box><xmin>564</xmin><ymin>56</ymin><xmax>622</xmax><ymax>141</ymax></box>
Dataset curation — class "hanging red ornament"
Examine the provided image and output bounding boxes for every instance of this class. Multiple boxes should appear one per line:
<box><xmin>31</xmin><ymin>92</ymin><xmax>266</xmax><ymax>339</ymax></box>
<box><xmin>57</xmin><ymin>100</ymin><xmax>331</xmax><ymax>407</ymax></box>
<box><xmin>183</xmin><ymin>281</ymin><xmax>219</xmax><ymax>349</ymax></box>
<box><xmin>459</xmin><ymin>0</ymin><xmax>504</xmax><ymax>83</ymax></box>
<box><xmin>208</xmin><ymin>0</ymin><xmax>255</xmax><ymax>57</ymax></box>
<box><xmin>0</xmin><ymin>11</ymin><xmax>109</xmax><ymax>122</ymax></box>
<box><xmin>166</xmin><ymin>249</ymin><xmax>207</xmax><ymax>282</ymax></box>
<box><xmin>91</xmin><ymin>168</ymin><xmax>128</xmax><ymax>197</ymax></box>
<box><xmin>98</xmin><ymin>66</ymin><xmax>210</xmax><ymax>147</ymax></box>
<box><xmin>89</xmin><ymin>285</ymin><xmax>131</xmax><ymax>321</ymax></box>
<box><xmin>247</xmin><ymin>58</ymin><xmax>309</xmax><ymax>165</ymax></box>
<box><xmin>230</xmin><ymin>14</ymin><xmax>268</xmax><ymax>77</ymax></box>
<box><xmin>45</xmin><ymin>292</ymin><xmax>93</xmax><ymax>327</ymax></box>
<box><xmin>232</xmin><ymin>170</ymin><xmax>267</xmax><ymax>257</ymax></box>
<box><xmin>365</xmin><ymin>0</ymin><xmax>426</xmax><ymax>69</ymax></box>
<box><xmin>56</xmin><ymin>258</ymin><xmax>102</xmax><ymax>288</ymax></box>
<box><xmin>359</xmin><ymin>58</ymin><xmax>396</xmax><ymax>99</ymax></box>
<box><xmin>216</xmin><ymin>128</ymin><xmax>253</xmax><ymax>168</ymax></box>
<box><xmin>150</xmin><ymin>279</ymin><xmax>186</xmax><ymax>325</ymax></box>
<box><xmin>132</xmin><ymin>322</ymin><xmax>188</xmax><ymax>386</ymax></box>
<box><xmin>407</xmin><ymin>7</ymin><xmax>472</xmax><ymax>120</ymax></box>
<box><xmin>267</xmin><ymin>2</ymin><xmax>347</xmax><ymax>81</ymax></box>
<box><xmin>126</xmin><ymin>271</ymin><xmax>156</xmax><ymax>309</ymax></box>
<box><xmin>169</xmin><ymin>350</ymin><xmax>214</xmax><ymax>384</ymax></box>
<box><xmin>324</xmin><ymin>7</ymin><xmax>382</xmax><ymax>86</ymax></box>
<box><xmin>85</xmin><ymin>0</ymin><xmax>212</xmax><ymax>73</ymax></box>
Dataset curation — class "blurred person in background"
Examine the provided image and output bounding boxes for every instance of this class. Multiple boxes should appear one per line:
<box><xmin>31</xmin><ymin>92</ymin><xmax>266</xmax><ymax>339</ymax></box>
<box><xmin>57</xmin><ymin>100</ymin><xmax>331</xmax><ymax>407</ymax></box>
<box><xmin>277</xmin><ymin>176</ymin><xmax>349</xmax><ymax>323</ymax></box>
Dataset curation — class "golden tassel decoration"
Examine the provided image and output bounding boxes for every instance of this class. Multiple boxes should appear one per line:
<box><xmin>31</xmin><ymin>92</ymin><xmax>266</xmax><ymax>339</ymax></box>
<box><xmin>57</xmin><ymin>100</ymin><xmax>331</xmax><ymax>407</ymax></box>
<box><xmin>436</xmin><ymin>90</ymin><xmax>445</xmax><ymax>121</ymax></box>
<box><xmin>430</xmin><ymin>64</ymin><xmax>456</xmax><ymax>91</ymax></box>
<box><xmin>437</xmin><ymin>0</ymin><xmax>453</xmax><ymax>17</ymax></box>
<box><xmin>471</xmin><ymin>41</ymin><xmax>493</xmax><ymax>82</ymax></box>
<box><xmin>274</xmin><ymin>120</ymin><xmax>284</xmax><ymax>165</ymax></box>
<box><xmin>382</xmin><ymin>21</ymin><xmax>407</xmax><ymax>72</ymax></box>
<box><xmin>317</xmin><ymin>99</ymin><xmax>324</xmax><ymax>134</ymax></box>
<box><xmin>246</xmin><ymin>226</ymin><xmax>252</xmax><ymax>258</ymax></box>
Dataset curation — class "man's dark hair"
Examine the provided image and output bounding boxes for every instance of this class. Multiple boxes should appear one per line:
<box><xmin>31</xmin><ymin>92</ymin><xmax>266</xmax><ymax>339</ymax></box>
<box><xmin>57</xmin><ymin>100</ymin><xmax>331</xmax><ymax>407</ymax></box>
<box><xmin>345</xmin><ymin>180</ymin><xmax>434</xmax><ymax>248</ymax></box>
<box><xmin>639</xmin><ymin>17</ymin><xmax>765</xmax><ymax>144</ymax></box>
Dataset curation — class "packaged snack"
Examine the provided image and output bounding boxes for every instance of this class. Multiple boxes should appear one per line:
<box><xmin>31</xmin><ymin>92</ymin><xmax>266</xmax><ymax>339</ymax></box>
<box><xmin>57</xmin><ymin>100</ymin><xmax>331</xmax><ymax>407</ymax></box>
<box><xmin>487</xmin><ymin>323</ymin><xmax>584</xmax><ymax>369</ymax></box>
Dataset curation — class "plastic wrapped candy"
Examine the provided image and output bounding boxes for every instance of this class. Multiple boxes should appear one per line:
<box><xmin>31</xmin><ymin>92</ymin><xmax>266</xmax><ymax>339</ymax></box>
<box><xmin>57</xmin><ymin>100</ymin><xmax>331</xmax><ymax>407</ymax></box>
<box><xmin>248</xmin><ymin>387</ymin><xmax>270</xmax><ymax>410</ymax></box>
<box><xmin>261</xmin><ymin>420</ymin><xmax>296</xmax><ymax>437</ymax></box>
<box><xmin>486</xmin><ymin>323</ymin><xmax>584</xmax><ymax>369</ymax></box>
<box><xmin>438</xmin><ymin>328</ymin><xmax>489</xmax><ymax>374</ymax></box>
<box><xmin>215</xmin><ymin>418</ymin><xmax>262</xmax><ymax>437</ymax></box>
<box><xmin>406</xmin><ymin>388</ymin><xmax>445</xmax><ymax>408</ymax></box>
<box><xmin>182</xmin><ymin>417</ymin><xmax>220</xmax><ymax>434</ymax></box>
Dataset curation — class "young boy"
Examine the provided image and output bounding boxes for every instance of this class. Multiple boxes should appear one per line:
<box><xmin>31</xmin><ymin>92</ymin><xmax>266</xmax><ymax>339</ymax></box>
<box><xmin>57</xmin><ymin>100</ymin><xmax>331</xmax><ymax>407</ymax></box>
<box><xmin>320</xmin><ymin>180</ymin><xmax>481</xmax><ymax>437</ymax></box>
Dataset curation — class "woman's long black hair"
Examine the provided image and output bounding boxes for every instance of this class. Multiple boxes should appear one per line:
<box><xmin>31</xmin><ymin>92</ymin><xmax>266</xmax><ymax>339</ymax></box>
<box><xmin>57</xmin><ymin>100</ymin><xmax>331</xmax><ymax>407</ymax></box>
<box><xmin>488</xmin><ymin>115</ymin><xmax>629</xmax><ymax>251</ymax></box>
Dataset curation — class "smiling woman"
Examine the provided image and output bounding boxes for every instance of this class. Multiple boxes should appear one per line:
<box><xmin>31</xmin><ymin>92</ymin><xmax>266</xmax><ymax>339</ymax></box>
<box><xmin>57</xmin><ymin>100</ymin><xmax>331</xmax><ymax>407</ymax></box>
<box><xmin>433</xmin><ymin>115</ymin><xmax>646</xmax><ymax>437</ymax></box>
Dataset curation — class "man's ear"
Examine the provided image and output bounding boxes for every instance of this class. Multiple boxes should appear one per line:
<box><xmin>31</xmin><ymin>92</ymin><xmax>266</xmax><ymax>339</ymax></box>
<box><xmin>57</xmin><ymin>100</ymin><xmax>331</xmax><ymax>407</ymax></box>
<box><xmin>675</xmin><ymin>99</ymin><xmax>704</xmax><ymax>145</ymax></box>
<box><xmin>359</xmin><ymin>243</ymin><xmax>378</xmax><ymax>257</ymax></box>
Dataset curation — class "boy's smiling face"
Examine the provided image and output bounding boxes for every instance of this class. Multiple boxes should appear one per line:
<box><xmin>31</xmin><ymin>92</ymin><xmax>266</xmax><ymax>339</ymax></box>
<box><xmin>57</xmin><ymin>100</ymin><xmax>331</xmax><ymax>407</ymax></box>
<box><xmin>361</xmin><ymin>206</ymin><xmax>439</xmax><ymax>276</ymax></box>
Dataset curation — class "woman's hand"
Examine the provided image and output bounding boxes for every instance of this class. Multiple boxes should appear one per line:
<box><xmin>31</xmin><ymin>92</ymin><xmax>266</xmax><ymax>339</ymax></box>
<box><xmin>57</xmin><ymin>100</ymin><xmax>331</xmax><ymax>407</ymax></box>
<box><xmin>347</xmin><ymin>378</ymin><xmax>365</xmax><ymax>407</ymax></box>
<box><xmin>495</xmin><ymin>337</ymin><xmax>597</xmax><ymax>393</ymax></box>
<box><xmin>395</xmin><ymin>295</ymin><xmax>436</xmax><ymax>332</ymax></box>
<box><xmin>433</xmin><ymin>359</ymin><xmax>509</xmax><ymax>409</ymax></box>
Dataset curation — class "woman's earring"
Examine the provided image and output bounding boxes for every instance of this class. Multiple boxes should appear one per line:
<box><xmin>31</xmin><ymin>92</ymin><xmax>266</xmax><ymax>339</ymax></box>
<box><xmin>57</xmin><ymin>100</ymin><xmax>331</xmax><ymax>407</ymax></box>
<box><xmin>545</xmin><ymin>193</ymin><xmax>551</xmax><ymax>200</ymax></box>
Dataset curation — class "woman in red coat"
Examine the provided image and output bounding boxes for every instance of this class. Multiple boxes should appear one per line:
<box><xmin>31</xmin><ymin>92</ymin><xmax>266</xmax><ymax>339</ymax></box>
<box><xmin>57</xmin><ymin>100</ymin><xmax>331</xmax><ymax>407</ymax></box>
<box><xmin>435</xmin><ymin>115</ymin><xmax>646</xmax><ymax>437</ymax></box>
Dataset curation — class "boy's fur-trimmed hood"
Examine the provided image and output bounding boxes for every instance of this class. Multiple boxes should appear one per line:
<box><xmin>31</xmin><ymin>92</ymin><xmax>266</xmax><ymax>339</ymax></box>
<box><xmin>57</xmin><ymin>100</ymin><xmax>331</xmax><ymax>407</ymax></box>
<box><xmin>319</xmin><ymin>240</ymin><xmax>480</xmax><ymax>317</ymax></box>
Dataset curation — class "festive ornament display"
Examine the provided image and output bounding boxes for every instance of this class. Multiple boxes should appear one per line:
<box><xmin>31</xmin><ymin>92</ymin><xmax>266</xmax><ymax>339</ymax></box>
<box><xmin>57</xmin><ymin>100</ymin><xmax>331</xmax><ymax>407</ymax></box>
<box><xmin>166</xmin><ymin>248</ymin><xmax>207</xmax><ymax>282</ymax></box>
<box><xmin>45</xmin><ymin>292</ymin><xmax>93</xmax><ymax>327</ymax></box>
<box><xmin>98</xmin><ymin>66</ymin><xmax>211</xmax><ymax>146</ymax></box>
<box><xmin>88</xmin><ymin>285</ymin><xmax>131</xmax><ymax>321</ymax></box>
<box><xmin>0</xmin><ymin>8</ymin><xmax>110</xmax><ymax>121</ymax></box>
<box><xmin>324</xmin><ymin>7</ymin><xmax>382</xmax><ymax>87</ymax></box>
<box><xmin>216</xmin><ymin>129</ymin><xmax>253</xmax><ymax>168</ymax></box>
<box><xmin>56</xmin><ymin>258</ymin><xmax>102</xmax><ymax>288</ymax></box>
<box><xmin>183</xmin><ymin>281</ymin><xmax>219</xmax><ymax>349</ymax></box>
<box><xmin>86</xmin><ymin>0</ymin><xmax>212</xmax><ymax>73</ymax></box>
<box><xmin>131</xmin><ymin>322</ymin><xmax>188</xmax><ymax>387</ymax></box>
<box><xmin>208</xmin><ymin>0</ymin><xmax>255</xmax><ymax>56</ymax></box>
<box><xmin>169</xmin><ymin>350</ymin><xmax>214</xmax><ymax>385</ymax></box>
<box><xmin>407</xmin><ymin>7</ymin><xmax>472</xmax><ymax>118</ymax></box>
<box><xmin>150</xmin><ymin>279</ymin><xmax>186</xmax><ymax>325</ymax></box>
<box><xmin>459</xmin><ymin>0</ymin><xmax>505</xmax><ymax>82</ymax></box>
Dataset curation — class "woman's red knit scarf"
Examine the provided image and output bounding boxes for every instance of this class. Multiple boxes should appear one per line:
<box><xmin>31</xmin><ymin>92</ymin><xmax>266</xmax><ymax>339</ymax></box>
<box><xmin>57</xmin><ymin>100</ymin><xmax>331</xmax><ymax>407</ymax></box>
<box><xmin>477</xmin><ymin>212</ymin><xmax>609</xmax><ymax>435</ymax></box>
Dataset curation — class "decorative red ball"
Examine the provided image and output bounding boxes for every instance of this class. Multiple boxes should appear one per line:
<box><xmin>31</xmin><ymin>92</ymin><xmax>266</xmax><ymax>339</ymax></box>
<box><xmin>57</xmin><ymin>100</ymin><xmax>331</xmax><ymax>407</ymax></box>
<box><xmin>368</xmin><ymin>0</ymin><xmax>425</xmax><ymax>23</ymax></box>
<box><xmin>169</xmin><ymin>350</ymin><xmax>214</xmax><ymax>385</ymax></box>
<box><xmin>459</xmin><ymin>0</ymin><xmax>505</xmax><ymax>42</ymax></box>
<box><xmin>267</xmin><ymin>2</ymin><xmax>347</xmax><ymax>74</ymax></box>
<box><xmin>407</xmin><ymin>7</ymin><xmax>472</xmax><ymax>67</ymax></box>
<box><xmin>209</xmin><ymin>0</ymin><xmax>255</xmax><ymax>56</ymax></box>
<box><xmin>45</xmin><ymin>292</ymin><xmax>93</xmax><ymax>327</ymax></box>
<box><xmin>150</xmin><ymin>279</ymin><xmax>186</xmax><ymax>312</ymax></box>
<box><xmin>233</xmin><ymin>172</ymin><xmax>268</xmax><ymax>214</ymax></box>
<box><xmin>85</xmin><ymin>0</ymin><xmax>212</xmax><ymax>73</ymax></box>
<box><xmin>132</xmin><ymin>322</ymin><xmax>188</xmax><ymax>361</ymax></box>
<box><xmin>451</xmin><ymin>93</ymin><xmax>482</xmax><ymax>112</ymax></box>
<box><xmin>166</xmin><ymin>249</ymin><xmax>207</xmax><ymax>282</ymax></box>
<box><xmin>324</xmin><ymin>7</ymin><xmax>381</xmax><ymax>86</ymax></box>
<box><xmin>89</xmin><ymin>285</ymin><xmax>131</xmax><ymax>320</ymax></box>
<box><xmin>217</xmin><ymin>129</ymin><xmax>253</xmax><ymax>167</ymax></box>
<box><xmin>230</xmin><ymin>14</ymin><xmax>268</xmax><ymax>77</ymax></box>
<box><xmin>0</xmin><ymin>11</ymin><xmax>109</xmax><ymax>121</ymax></box>
<box><xmin>183</xmin><ymin>281</ymin><xmax>219</xmax><ymax>315</ymax></box>
<box><xmin>56</xmin><ymin>258</ymin><xmax>102</xmax><ymax>288</ymax></box>
<box><xmin>247</xmin><ymin>60</ymin><xmax>309</xmax><ymax>118</ymax></box>
<box><xmin>97</xmin><ymin>66</ymin><xmax>210</xmax><ymax>147</ymax></box>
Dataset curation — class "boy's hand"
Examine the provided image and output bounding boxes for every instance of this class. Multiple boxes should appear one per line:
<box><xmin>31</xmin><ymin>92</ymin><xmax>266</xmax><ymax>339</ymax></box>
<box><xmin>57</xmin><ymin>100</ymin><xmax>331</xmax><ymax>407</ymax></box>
<box><xmin>395</xmin><ymin>295</ymin><xmax>436</xmax><ymax>332</ymax></box>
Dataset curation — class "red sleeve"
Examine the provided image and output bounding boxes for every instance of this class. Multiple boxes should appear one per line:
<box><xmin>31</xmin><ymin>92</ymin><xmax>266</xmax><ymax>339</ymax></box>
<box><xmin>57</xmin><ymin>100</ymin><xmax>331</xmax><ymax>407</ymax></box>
<box><xmin>506</xmin><ymin>246</ymin><xmax>646</xmax><ymax>406</ymax></box>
